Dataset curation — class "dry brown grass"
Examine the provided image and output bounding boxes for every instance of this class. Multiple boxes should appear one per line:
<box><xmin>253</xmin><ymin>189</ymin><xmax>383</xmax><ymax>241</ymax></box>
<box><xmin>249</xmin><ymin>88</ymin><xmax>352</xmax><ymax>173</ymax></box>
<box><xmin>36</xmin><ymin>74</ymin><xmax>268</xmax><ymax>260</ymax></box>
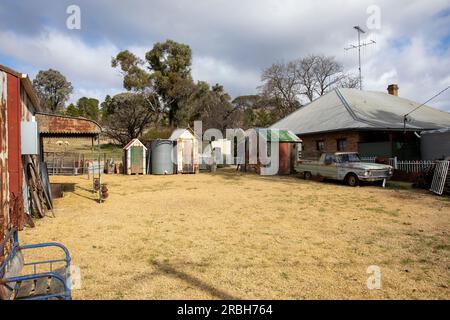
<box><xmin>21</xmin><ymin>168</ymin><xmax>450</xmax><ymax>300</ymax></box>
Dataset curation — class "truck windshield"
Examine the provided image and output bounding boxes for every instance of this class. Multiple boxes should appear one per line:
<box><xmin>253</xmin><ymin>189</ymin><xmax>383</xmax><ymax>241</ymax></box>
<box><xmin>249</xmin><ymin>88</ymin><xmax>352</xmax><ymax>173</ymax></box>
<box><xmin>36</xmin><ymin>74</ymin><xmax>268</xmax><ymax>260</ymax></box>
<box><xmin>336</xmin><ymin>153</ymin><xmax>361</xmax><ymax>163</ymax></box>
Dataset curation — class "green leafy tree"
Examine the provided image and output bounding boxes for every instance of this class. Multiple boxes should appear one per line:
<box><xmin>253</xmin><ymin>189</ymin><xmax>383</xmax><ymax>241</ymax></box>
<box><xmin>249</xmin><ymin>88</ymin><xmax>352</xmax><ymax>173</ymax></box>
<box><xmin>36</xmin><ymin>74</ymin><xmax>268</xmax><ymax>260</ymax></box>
<box><xmin>232</xmin><ymin>95</ymin><xmax>280</xmax><ymax>129</ymax></box>
<box><xmin>100</xmin><ymin>95</ymin><xmax>113</xmax><ymax>121</ymax></box>
<box><xmin>176</xmin><ymin>82</ymin><xmax>240</xmax><ymax>131</ymax></box>
<box><xmin>77</xmin><ymin>97</ymin><xmax>100</xmax><ymax>121</ymax></box>
<box><xmin>33</xmin><ymin>69</ymin><xmax>73</xmax><ymax>113</ymax></box>
<box><xmin>112</xmin><ymin>40</ymin><xmax>193</xmax><ymax>126</ymax></box>
<box><xmin>65</xmin><ymin>103</ymin><xmax>80</xmax><ymax>117</ymax></box>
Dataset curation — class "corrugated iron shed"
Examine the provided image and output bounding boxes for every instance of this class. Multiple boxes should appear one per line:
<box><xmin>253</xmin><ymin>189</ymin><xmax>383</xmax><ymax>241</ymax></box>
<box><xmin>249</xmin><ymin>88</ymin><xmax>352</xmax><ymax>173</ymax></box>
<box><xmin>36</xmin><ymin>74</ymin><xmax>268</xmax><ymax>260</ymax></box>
<box><xmin>0</xmin><ymin>64</ymin><xmax>41</xmax><ymax>256</ymax></box>
<box><xmin>169</xmin><ymin>128</ymin><xmax>199</xmax><ymax>174</ymax></box>
<box><xmin>0</xmin><ymin>70</ymin><xmax>9</xmax><ymax>254</ymax></box>
<box><xmin>123</xmin><ymin>139</ymin><xmax>147</xmax><ymax>175</ymax></box>
<box><xmin>0</xmin><ymin>64</ymin><xmax>39</xmax><ymax>110</ymax></box>
<box><xmin>36</xmin><ymin>112</ymin><xmax>102</xmax><ymax>137</ymax></box>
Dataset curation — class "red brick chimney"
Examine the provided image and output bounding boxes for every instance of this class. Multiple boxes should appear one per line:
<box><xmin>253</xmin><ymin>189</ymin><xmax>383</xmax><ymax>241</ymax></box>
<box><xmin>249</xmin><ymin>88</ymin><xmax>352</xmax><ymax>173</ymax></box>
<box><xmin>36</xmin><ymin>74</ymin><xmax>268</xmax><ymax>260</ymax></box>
<box><xmin>387</xmin><ymin>84</ymin><xmax>399</xmax><ymax>96</ymax></box>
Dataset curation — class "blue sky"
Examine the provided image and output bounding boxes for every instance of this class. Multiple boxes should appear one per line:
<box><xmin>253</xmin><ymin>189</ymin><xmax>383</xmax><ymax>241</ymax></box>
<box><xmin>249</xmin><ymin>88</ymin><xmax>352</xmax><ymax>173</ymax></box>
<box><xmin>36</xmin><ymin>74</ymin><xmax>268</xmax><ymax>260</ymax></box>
<box><xmin>0</xmin><ymin>0</ymin><xmax>449</xmax><ymax>111</ymax></box>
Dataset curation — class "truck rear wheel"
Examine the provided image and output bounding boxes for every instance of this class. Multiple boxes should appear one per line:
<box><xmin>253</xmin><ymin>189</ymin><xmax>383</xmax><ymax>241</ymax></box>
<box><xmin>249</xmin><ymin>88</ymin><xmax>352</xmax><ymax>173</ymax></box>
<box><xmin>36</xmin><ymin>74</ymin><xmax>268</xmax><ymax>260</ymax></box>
<box><xmin>346</xmin><ymin>174</ymin><xmax>359</xmax><ymax>187</ymax></box>
<box><xmin>304</xmin><ymin>171</ymin><xmax>312</xmax><ymax>180</ymax></box>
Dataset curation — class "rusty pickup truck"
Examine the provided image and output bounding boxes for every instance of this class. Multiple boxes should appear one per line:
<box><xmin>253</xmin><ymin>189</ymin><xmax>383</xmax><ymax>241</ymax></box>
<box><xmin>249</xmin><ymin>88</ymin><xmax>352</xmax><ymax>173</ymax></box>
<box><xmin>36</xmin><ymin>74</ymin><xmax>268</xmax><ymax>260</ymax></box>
<box><xmin>295</xmin><ymin>152</ymin><xmax>393</xmax><ymax>187</ymax></box>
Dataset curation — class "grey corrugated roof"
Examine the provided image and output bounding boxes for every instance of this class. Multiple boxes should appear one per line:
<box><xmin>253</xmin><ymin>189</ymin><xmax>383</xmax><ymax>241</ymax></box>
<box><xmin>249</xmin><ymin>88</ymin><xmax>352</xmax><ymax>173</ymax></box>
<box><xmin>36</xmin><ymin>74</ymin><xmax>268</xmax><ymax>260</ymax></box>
<box><xmin>271</xmin><ymin>88</ymin><xmax>450</xmax><ymax>135</ymax></box>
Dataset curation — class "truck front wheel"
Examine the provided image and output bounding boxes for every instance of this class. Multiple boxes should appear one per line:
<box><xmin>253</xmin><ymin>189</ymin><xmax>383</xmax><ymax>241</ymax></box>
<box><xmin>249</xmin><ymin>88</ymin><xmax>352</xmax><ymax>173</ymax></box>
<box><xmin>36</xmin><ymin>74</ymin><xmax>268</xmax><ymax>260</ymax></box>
<box><xmin>346</xmin><ymin>174</ymin><xmax>359</xmax><ymax>187</ymax></box>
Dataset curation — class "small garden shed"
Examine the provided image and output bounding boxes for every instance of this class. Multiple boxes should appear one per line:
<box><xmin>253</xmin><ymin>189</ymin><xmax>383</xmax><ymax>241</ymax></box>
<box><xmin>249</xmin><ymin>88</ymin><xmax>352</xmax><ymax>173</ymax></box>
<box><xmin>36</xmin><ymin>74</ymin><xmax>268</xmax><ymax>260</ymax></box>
<box><xmin>241</xmin><ymin>129</ymin><xmax>302</xmax><ymax>175</ymax></box>
<box><xmin>169</xmin><ymin>129</ymin><xmax>199</xmax><ymax>174</ymax></box>
<box><xmin>123</xmin><ymin>138</ymin><xmax>147</xmax><ymax>175</ymax></box>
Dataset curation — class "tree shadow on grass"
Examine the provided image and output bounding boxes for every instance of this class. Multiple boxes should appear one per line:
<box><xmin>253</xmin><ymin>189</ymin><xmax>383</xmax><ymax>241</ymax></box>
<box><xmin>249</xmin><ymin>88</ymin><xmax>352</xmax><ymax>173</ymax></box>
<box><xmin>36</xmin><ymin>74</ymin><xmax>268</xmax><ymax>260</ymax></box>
<box><xmin>150</xmin><ymin>260</ymin><xmax>238</xmax><ymax>300</ymax></box>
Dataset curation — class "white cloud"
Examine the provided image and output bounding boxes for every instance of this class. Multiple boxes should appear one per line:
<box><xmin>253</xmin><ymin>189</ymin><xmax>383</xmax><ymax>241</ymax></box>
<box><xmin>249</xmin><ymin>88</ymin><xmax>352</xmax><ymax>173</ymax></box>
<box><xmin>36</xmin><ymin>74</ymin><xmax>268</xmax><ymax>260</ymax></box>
<box><xmin>192</xmin><ymin>56</ymin><xmax>260</xmax><ymax>96</ymax></box>
<box><xmin>0</xmin><ymin>28</ymin><xmax>121</xmax><ymax>87</ymax></box>
<box><xmin>0</xmin><ymin>0</ymin><xmax>449</xmax><ymax>111</ymax></box>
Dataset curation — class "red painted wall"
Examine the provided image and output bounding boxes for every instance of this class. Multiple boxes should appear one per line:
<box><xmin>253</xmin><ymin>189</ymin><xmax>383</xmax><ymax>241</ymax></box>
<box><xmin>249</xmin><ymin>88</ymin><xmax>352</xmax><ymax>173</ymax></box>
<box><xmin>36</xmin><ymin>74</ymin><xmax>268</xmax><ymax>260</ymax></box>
<box><xmin>7</xmin><ymin>73</ymin><xmax>23</xmax><ymax>229</ymax></box>
<box><xmin>278</xmin><ymin>142</ymin><xmax>291</xmax><ymax>175</ymax></box>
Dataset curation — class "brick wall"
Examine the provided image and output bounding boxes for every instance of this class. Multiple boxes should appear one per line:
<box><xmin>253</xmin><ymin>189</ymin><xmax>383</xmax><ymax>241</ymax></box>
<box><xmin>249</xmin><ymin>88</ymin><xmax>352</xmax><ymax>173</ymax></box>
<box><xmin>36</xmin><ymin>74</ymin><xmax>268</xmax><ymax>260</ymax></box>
<box><xmin>299</xmin><ymin>131</ymin><xmax>361</xmax><ymax>159</ymax></box>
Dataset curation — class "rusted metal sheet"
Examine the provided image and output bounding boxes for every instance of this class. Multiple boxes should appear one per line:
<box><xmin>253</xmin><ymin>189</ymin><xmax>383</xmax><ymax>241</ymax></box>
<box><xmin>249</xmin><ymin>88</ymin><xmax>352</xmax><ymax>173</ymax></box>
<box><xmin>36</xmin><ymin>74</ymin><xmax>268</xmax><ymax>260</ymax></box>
<box><xmin>0</xmin><ymin>71</ymin><xmax>9</xmax><ymax>260</ymax></box>
<box><xmin>35</xmin><ymin>113</ymin><xmax>101</xmax><ymax>136</ymax></box>
<box><xmin>278</xmin><ymin>142</ymin><xmax>291</xmax><ymax>175</ymax></box>
<box><xmin>20</xmin><ymin>86</ymin><xmax>34</xmax><ymax>121</ymax></box>
<box><xmin>7</xmin><ymin>73</ymin><xmax>24</xmax><ymax>231</ymax></box>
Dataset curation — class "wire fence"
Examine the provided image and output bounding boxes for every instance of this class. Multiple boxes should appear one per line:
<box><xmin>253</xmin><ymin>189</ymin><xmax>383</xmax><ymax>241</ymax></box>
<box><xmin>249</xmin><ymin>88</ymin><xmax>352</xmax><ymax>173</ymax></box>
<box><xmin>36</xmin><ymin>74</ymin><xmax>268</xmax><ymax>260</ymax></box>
<box><xmin>44</xmin><ymin>152</ymin><xmax>122</xmax><ymax>176</ymax></box>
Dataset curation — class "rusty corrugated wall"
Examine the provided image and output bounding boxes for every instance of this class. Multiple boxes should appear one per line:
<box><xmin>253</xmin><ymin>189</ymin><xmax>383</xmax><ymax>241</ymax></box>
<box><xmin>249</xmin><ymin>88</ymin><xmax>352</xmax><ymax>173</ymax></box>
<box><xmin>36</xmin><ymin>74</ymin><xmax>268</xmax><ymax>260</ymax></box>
<box><xmin>0</xmin><ymin>71</ymin><xmax>9</xmax><ymax>263</ymax></box>
<box><xmin>35</xmin><ymin>113</ymin><xmax>101</xmax><ymax>135</ymax></box>
<box><xmin>278</xmin><ymin>142</ymin><xmax>291</xmax><ymax>175</ymax></box>
<box><xmin>20</xmin><ymin>85</ymin><xmax>34</xmax><ymax>121</ymax></box>
<box><xmin>7</xmin><ymin>73</ymin><xmax>24</xmax><ymax>231</ymax></box>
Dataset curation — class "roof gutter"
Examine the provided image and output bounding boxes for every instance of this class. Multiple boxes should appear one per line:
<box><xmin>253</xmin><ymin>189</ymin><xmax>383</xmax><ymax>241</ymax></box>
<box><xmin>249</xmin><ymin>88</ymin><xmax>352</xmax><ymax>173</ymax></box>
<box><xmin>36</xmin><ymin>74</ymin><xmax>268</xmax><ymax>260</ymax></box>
<box><xmin>294</xmin><ymin>127</ymin><xmax>437</xmax><ymax>136</ymax></box>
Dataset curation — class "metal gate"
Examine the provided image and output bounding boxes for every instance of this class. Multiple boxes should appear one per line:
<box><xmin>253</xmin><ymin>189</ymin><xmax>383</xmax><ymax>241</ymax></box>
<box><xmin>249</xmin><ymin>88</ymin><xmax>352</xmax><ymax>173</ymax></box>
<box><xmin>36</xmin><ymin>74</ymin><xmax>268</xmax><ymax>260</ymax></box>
<box><xmin>430</xmin><ymin>161</ymin><xmax>450</xmax><ymax>195</ymax></box>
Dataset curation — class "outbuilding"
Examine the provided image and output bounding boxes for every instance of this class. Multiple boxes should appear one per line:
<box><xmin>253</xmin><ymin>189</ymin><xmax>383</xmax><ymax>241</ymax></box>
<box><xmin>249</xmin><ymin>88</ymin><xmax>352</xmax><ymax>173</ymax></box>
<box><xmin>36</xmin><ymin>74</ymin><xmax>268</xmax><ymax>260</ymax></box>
<box><xmin>271</xmin><ymin>85</ymin><xmax>450</xmax><ymax>160</ymax></box>
<box><xmin>169</xmin><ymin>128</ymin><xmax>199</xmax><ymax>174</ymax></box>
<box><xmin>241</xmin><ymin>128</ymin><xmax>302</xmax><ymax>175</ymax></box>
<box><xmin>123</xmin><ymin>138</ymin><xmax>147</xmax><ymax>175</ymax></box>
<box><xmin>1</xmin><ymin>64</ymin><xmax>40</xmax><ymax>247</ymax></box>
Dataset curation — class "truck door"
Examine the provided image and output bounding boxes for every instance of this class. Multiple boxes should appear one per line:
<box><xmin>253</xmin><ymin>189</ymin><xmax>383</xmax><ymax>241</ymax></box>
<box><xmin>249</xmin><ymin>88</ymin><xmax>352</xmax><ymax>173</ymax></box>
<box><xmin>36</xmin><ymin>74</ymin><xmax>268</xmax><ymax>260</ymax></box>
<box><xmin>321</xmin><ymin>154</ymin><xmax>338</xmax><ymax>179</ymax></box>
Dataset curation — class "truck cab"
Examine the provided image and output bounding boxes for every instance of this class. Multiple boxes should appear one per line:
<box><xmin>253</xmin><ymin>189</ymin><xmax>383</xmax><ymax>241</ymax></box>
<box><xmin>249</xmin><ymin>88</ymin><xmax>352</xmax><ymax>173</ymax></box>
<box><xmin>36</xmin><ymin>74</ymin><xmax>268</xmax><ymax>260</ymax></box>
<box><xmin>295</xmin><ymin>152</ymin><xmax>393</xmax><ymax>187</ymax></box>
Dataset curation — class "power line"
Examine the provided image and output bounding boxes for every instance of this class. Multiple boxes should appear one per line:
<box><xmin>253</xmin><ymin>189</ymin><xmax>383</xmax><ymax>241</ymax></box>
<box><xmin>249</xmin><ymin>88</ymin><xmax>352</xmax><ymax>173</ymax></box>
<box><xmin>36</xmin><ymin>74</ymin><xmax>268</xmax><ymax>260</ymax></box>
<box><xmin>403</xmin><ymin>85</ymin><xmax>450</xmax><ymax>132</ymax></box>
<box><xmin>345</xmin><ymin>26</ymin><xmax>376</xmax><ymax>90</ymax></box>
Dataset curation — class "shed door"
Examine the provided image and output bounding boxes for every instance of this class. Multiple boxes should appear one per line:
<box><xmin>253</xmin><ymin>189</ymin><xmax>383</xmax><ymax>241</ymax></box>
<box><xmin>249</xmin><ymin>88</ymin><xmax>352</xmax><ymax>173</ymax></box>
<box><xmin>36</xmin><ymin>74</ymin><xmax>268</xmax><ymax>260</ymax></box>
<box><xmin>130</xmin><ymin>146</ymin><xmax>143</xmax><ymax>174</ymax></box>
<box><xmin>278</xmin><ymin>142</ymin><xmax>291</xmax><ymax>175</ymax></box>
<box><xmin>182</xmin><ymin>140</ymin><xmax>193</xmax><ymax>173</ymax></box>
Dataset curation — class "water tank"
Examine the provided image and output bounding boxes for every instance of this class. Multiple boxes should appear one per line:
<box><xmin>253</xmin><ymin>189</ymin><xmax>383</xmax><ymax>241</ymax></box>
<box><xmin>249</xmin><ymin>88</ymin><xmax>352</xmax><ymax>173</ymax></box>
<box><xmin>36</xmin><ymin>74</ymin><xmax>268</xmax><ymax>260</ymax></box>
<box><xmin>150</xmin><ymin>140</ymin><xmax>174</xmax><ymax>174</ymax></box>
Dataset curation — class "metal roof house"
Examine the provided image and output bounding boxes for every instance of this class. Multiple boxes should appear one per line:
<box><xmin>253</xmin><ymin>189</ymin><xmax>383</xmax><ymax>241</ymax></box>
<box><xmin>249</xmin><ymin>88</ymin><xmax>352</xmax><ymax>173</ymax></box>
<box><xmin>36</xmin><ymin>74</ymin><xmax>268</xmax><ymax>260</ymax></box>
<box><xmin>271</xmin><ymin>85</ymin><xmax>450</xmax><ymax>160</ymax></box>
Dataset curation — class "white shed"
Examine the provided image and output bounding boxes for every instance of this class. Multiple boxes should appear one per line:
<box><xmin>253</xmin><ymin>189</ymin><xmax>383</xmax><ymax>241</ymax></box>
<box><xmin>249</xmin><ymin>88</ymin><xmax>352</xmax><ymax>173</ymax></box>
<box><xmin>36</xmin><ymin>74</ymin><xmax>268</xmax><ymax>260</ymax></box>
<box><xmin>169</xmin><ymin>128</ymin><xmax>199</xmax><ymax>174</ymax></box>
<box><xmin>123</xmin><ymin>138</ymin><xmax>147</xmax><ymax>175</ymax></box>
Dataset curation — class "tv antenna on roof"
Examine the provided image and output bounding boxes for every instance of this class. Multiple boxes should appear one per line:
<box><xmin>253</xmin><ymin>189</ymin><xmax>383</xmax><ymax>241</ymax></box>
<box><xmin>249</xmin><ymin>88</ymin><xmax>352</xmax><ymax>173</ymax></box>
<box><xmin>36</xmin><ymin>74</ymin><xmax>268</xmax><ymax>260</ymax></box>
<box><xmin>345</xmin><ymin>26</ymin><xmax>376</xmax><ymax>90</ymax></box>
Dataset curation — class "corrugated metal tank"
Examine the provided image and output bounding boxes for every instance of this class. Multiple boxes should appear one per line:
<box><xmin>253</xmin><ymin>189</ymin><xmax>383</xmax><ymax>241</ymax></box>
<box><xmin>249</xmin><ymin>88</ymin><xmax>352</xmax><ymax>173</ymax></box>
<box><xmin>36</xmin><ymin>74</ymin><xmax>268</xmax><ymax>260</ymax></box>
<box><xmin>150</xmin><ymin>140</ymin><xmax>174</xmax><ymax>175</ymax></box>
<box><xmin>421</xmin><ymin>129</ymin><xmax>450</xmax><ymax>160</ymax></box>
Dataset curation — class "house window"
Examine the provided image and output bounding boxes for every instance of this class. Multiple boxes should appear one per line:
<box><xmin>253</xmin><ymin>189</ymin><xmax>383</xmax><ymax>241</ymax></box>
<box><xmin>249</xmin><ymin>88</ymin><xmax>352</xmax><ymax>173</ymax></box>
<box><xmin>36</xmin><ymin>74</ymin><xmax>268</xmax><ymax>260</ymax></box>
<box><xmin>316</xmin><ymin>140</ymin><xmax>325</xmax><ymax>151</ymax></box>
<box><xmin>337</xmin><ymin>138</ymin><xmax>347</xmax><ymax>151</ymax></box>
